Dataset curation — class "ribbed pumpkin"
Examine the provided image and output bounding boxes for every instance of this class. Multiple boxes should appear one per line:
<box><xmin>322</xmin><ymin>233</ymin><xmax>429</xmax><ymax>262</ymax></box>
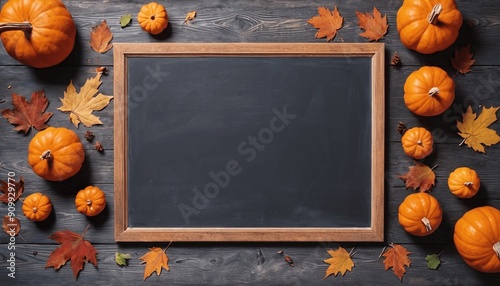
<box><xmin>22</xmin><ymin>193</ymin><xmax>52</xmax><ymax>221</ymax></box>
<box><xmin>28</xmin><ymin>127</ymin><xmax>85</xmax><ymax>181</ymax></box>
<box><xmin>138</xmin><ymin>2</ymin><xmax>169</xmax><ymax>35</ymax></box>
<box><xmin>454</xmin><ymin>206</ymin><xmax>500</xmax><ymax>273</ymax></box>
<box><xmin>398</xmin><ymin>193</ymin><xmax>442</xmax><ymax>236</ymax></box>
<box><xmin>0</xmin><ymin>0</ymin><xmax>76</xmax><ymax>68</ymax></box>
<box><xmin>397</xmin><ymin>0</ymin><xmax>463</xmax><ymax>54</ymax></box>
<box><xmin>75</xmin><ymin>186</ymin><xmax>106</xmax><ymax>216</ymax></box>
<box><xmin>404</xmin><ymin>66</ymin><xmax>455</xmax><ymax>116</ymax></box>
<box><xmin>448</xmin><ymin>167</ymin><xmax>480</xmax><ymax>198</ymax></box>
<box><xmin>401</xmin><ymin>127</ymin><xmax>434</xmax><ymax>159</ymax></box>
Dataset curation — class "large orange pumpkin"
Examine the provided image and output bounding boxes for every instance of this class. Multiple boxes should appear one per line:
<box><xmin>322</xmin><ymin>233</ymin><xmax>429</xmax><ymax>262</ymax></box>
<box><xmin>28</xmin><ymin>127</ymin><xmax>85</xmax><ymax>181</ymax></box>
<box><xmin>401</xmin><ymin>127</ymin><xmax>434</xmax><ymax>159</ymax></box>
<box><xmin>0</xmin><ymin>0</ymin><xmax>76</xmax><ymax>68</ymax></box>
<box><xmin>397</xmin><ymin>0</ymin><xmax>463</xmax><ymax>54</ymax></box>
<box><xmin>404</xmin><ymin>66</ymin><xmax>455</xmax><ymax>117</ymax></box>
<box><xmin>138</xmin><ymin>2</ymin><xmax>169</xmax><ymax>35</ymax></box>
<box><xmin>398</xmin><ymin>193</ymin><xmax>443</xmax><ymax>236</ymax></box>
<box><xmin>454</xmin><ymin>206</ymin><xmax>500</xmax><ymax>273</ymax></box>
<box><xmin>22</xmin><ymin>192</ymin><xmax>52</xmax><ymax>221</ymax></box>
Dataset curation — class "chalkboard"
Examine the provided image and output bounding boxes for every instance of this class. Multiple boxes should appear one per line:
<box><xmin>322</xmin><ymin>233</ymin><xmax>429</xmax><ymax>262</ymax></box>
<box><xmin>114</xmin><ymin>43</ymin><xmax>385</xmax><ymax>242</ymax></box>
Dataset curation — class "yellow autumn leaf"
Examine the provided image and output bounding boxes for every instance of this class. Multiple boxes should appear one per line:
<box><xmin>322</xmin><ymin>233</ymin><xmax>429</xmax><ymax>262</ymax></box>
<box><xmin>139</xmin><ymin>247</ymin><xmax>170</xmax><ymax>280</ymax></box>
<box><xmin>323</xmin><ymin>247</ymin><xmax>354</xmax><ymax>278</ymax></box>
<box><xmin>58</xmin><ymin>72</ymin><xmax>113</xmax><ymax>127</ymax></box>
<box><xmin>457</xmin><ymin>106</ymin><xmax>500</xmax><ymax>153</ymax></box>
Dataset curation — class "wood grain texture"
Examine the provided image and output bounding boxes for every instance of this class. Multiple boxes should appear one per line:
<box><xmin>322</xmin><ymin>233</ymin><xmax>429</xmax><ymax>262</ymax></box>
<box><xmin>0</xmin><ymin>0</ymin><xmax>500</xmax><ymax>284</ymax></box>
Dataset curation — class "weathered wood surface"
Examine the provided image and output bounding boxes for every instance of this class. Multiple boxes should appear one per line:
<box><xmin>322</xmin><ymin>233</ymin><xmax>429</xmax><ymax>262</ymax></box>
<box><xmin>1</xmin><ymin>0</ymin><xmax>500</xmax><ymax>285</ymax></box>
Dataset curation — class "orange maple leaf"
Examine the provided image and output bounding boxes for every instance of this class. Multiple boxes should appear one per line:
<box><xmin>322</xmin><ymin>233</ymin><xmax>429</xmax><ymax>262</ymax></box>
<box><xmin>139</xmin><ymin>246</ymin><xmax>171</xmax><ymax>280</ymax></box>
<box><xmin>356</xmin><ymin>7</ymin><xmax>388</xmax><ymax>41</ymax></box>
<box><xmin>307</xmin><ymin>6</ymin><xmax>343</xmax><ymax>42</ymax></box>
<box><xmin>382</xmin><ymin>244</ymin><xmax>411</xmax><ymax>281</ymax></box>
<box><xmin>324</xmin><ymin>247</ymin><xmax>355</xmax><ymax>278</ymax></box>
<box><xmin>452</xmin><ymin>44</ymin><xmax>475</xmax><ymax>76</ymax></box>
<box><xmin>457</xmin><ymin>106</ymin><xmax>500</xmax><ymax>153</ymax></box>
<box><xmin>1</xmin><ymin>91</ymin><xmax>53</xmax><ymax>133</ymax></box>
<box><xmin>399</xmin><ymin>162</ymin><xmax>436</xmax><ymax>192</ymax></box>
<box><xmin>90</xmin><ymin>20</ymin><xmax>113</xmax><ymax>53</ymax></box>
<box><xmin>45</xmin><ymin>226</ymin><xmax>97</xmax><ymax>279</ymax></box>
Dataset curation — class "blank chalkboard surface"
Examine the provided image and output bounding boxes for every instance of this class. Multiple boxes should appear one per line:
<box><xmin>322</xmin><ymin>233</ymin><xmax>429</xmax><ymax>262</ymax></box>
<box><xmin>114</xmin><ymin>43</ymin><xmax>385</xmax><ymax>242</ymax></box>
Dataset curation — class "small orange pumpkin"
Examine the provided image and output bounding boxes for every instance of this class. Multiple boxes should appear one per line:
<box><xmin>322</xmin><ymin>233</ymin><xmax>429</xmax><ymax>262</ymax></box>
<box><xmin>75</xmin><ymin>186</ymin><xmax>106</xmax><ymax>216</ymax></box>
<box><xmin>454</xmin><ymin>206</ymin><xmax>500</xmax><ymax>273</ymax></box>
<box><xmin>138</xmin><ymin>2</ymin><xmax>169</xmax><ymax>35</ymax></box>
<box><xmin>404</xmin><ymin>66</ymin><xmax>455</xmax><ymax>116</ymax></box>
<box><xmin>0</xmin><ymin>0</ymin><xmax>76</xmax><ymax>68</ymax></box>
<box><xmin>22</xmin><ymin>193</ymin><xmax>52</xmax><ymax>221</ymax></box>
<box><xmin>398</xmin><ymin>193</ymin><xmax>442</xmax><ymax>236</ymax></box>
<box><xmin>448</xmin><ymin>167</ymin><xmax>480</xmax><ymax>198</ymax></box>
<box><xmin>401</xmin><ymin>127</ymin><xmax>434</xmax><ymax>159</ymax></box>
<box><xmin>28</xmin><ymin>127</ymin><xmax>85</xmax><ymax>181</ymax></box>
<box><xmin>397</xmin><ymin>0</ymin><xmax>463</xmax><ymax>54</ymax></box>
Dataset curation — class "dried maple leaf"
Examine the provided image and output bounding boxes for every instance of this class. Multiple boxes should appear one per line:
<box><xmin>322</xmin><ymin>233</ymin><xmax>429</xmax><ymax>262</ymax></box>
<box><xmin>324</xmin><ymin>247</ymin><xmax>355</xmax><ymax>278</ymax></box>
<box><xmin>1</xmin><ymin>91</ymin><xmax>53</xmax><ymax>133</ymax></box>
<box><xmin>90</xmin><ymin>20</ymin><xmax>113</xmax><ymax>53</ymax></box>
<box><xmin>391</xmin><ymin>51</ymin><xmax>401</xmax><ymax>67</ymax></box>
<box><xmin>2</xmin><ymin>215</ymin><xmax>20</xmax><ymax>236</ymax></box>
<box><xmin>307</xmin><ymin>6</ymin><xmax>343</xmax><ymax>42</ymax></box>
<box><xmin>184</xmin><ymin>10</ymin><xmax>197</xmax><ymax>24</ymax></box>
<box><xmin>382</xmin><ymin>244</ymin><xmax>411</xmax><ymax>281</ymax></box>
<box><xmin>457</xmin><ymin>106</ymin><xmax>500</xmax><ymax>153</ymax></box>
<box><xmin>356</xmin><ymin>7</ymin><xmax>388</xmax><ymax>41</ymax></box>
<box><xmin>0</xmin><ymin>177</ymin><xmax>24</xmax><ymax>203</ymax></box>
<box><xmin>399</xmin><ymin>162</ymin><xmax>436</xmax><ymax>192</ymax></box>
<box><xmin>57</xmin><ymin>72</ymin><xmax>113</xmax><ymax>127</ymax></box>
<box><xmin>452</xmin><ymin>44</ymin><xmax>475</xmax><ymax>76</ymax></box>
<box><xmin>46</xmin><ymin>226</ymin><xmax>98</xmax><ymax>279</ymax></box>
<box><xmin>139</xmin><ymin>246</ymin><xmax>170</xmax><ymax>280</ymax></box>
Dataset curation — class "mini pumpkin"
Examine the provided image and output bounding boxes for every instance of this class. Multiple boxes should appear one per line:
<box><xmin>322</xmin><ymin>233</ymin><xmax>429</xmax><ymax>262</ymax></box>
<box><xmin>398</xmin><ymin>193</ymin><xmax>442</xmax><ymax>236</ymax></box>
<box><xmin>0</xmin><ymin>0</ymin><xmax>76</xmax><ymax>68</ymax></box>
<box><xmin>401</xmin><ymin>127</ymin><xmax>434</xmax><ymax>159</ymax></box>
<box><xmin>454</xmin><ymin>206</ymin><xmax>500</xmax><ymax>273</ymax></box>
<box><xmin>22</xmin><ymin>193</ymin><xmax>52</xmax><ymax>221</ymax></box>
<box><xmin>75</xmin><ymin>186</ymin><xmax>106</xmax><ymax>216</ymax></box>
<box><xmin>138</xmin><ymin>2</ymin><xmax>169</xmax><ymax>35</ymax></box>
<box><xmin>404</xmin><ymin>66</ymin><xmax>455</xmax><ymax>116</ymax></box>
<box><xmin>448</xmin><ymin>167</ymin><xmax>480</xmax><ymax>198</ymax></box>
<box><xmin>397</xmin><ymin>0</ymin><xmax>463</xmax><ymax>54</ymax></box>
<box><xmin>28</xmin><ymin>127</ymin><xmax>85</xmax><ymax>181</ymax></box>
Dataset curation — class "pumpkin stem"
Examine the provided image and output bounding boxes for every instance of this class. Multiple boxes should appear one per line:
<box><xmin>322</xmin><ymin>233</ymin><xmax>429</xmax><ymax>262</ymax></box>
<box><xmin>494</xmin><ymin>242</ymin><xmax>500</xmax><ymax>259</ymax></box>
<box><xmin>40</xmin><ymin>150</ymin><xmax>52</xmax><ymax>160</ymax></box>
<box><xmin>0</xmin><ymin>22</ymin><xmax>33</xmax><ymax>33</ymax></box>
<box><xmin>417</xmin><ymin>140</ymin><xmax>423</xmax><ymax>146</ymax></box>
<box><xmin>428</xmin><ymin>87</ymin><xmax>440</xmax><ymax>97</ymax></box>
<box><xmin>150</xmin><ymin>15</ymin><xmax>156</xmax><ymax>20</ymax></box>
<box><xmin>464</xmin><ymin>182</ymin><xmax>473</xmax><ymax>186</ymax></box>
<box><xmin>32</xmin><ymin>207</ymin><xmax>37</xmax><ymax>213</ymax></box>
<box><xmin>421</xmin><ymin>217</ymin><xmax>432</xmax><ymax>232</ymax></box>
<box><xmin>87</xmin><ymin>199</ymin><xmax>92</xmax><ymax>205</ymax></box>
<box><xmin>427</xmin><ymin>4</ymin><xmax>443</xmax><ymax>25</ymax></box>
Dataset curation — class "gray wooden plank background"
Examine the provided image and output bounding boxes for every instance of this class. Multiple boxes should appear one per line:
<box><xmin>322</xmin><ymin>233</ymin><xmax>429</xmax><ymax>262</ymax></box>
<box><xmin>1</xmin><ymin>0</ymin><xmax>500</xmax><ymax>285</ymax></box>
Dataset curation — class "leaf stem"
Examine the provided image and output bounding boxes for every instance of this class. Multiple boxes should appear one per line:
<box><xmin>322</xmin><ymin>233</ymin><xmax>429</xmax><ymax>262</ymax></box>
<box><xmin>82</xmin><ymin>225</ymin><xmax>90</xmax><ymax>238</ymax></box>
<box><xmin>164</xmin><ymin>240</ymin><xmax>173</xmax><ymax>253</ymax></box>
<box><xmin>378</xmin><ymin>246</ymin><xmax>387</xmax><ymax>259</ymax></box>
<box><xmin>348</xmin><ymin>247</ymin><xmax>357</xmax><ymax>257</ymax></box>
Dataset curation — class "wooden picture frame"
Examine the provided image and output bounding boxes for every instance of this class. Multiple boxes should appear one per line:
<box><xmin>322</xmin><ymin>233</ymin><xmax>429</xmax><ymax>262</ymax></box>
<box><xmin>114</xmin><ymin>43</ymin><xmax>385</xmax><ymax>242</ymax></box>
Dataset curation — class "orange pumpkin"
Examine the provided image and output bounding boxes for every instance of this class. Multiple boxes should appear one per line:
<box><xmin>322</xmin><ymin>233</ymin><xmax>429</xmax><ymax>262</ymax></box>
<box><xmin>398</xmin><ymin>193</ymin><xmax>442</xmax><ymax>236</ymax></box>
<box><xmin>448</xmin><ymin>167</ymin><xmax>480</xmax><ymax>198</ymax></box>
<box><xmin>75</xmin><ymin>186</ymin><xmax>106</xmax><ymax>216</ymax></box>
<box><xmin>401</xmin><ymin>127</ymin><xmax>434</xmax><ymax>159</ymax></box>
<box><xmin>397</xmin><ymin>0</ymin><xmax>463</xmax><ymax>54</ymax></box>
<box><xmin>28</xmin><ymin>127</ymin><xmax>85</xmax><ymax>181</ymax></box>
<box><xmin>404</xmin><ymin>66</ymin><xmax>455</xmax><ymax>116</ymax></box>
<box><xmin>138</xmin><ymin>2</ymin><xmax>169</xmax><ymax>35</ymax></box>
<box><xmin>454</xmin><ymin>206</ymin><xmax>500</xmax><ymax>273</ymax></box>
<box><xmin>0</xmin><ymin>0</ymin><xmax>76</xmax><ymax>68</ymax></box>
<box><xmin>22</xmin><ymin>193</ymin><xmax>52</xmax><ymax>221</ymax></box>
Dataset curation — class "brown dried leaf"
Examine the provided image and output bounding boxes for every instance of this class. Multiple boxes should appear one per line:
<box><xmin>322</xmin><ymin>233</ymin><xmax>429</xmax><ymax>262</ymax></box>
<box><xmin>90</xmin><ymin>20</ymin><xmax>113</xmax><ymax>53</ymax></box>
<box><xmin>94</xmin><ymin>141</ymin><xmax>104</xmax><ymax>152</ymax></box>
<box><xmin>457</xmin><ymin>106</ymin><xmax>500</xmax><ymax>153</ymax></box>
<box><xmin>3</xmin><ymin>215</ymin><xmax>20</xmax><ymax>236</ymax></box>
<box><xmin>0</xmin><ymin>177</ymin><xmax>24</xmax><ymax>203</ymax></box>
<box><xmin>1</xmin><ymin>91</ymin><xmax>53</xmax><ymax>133</ymax></box>
<box><xmin>184</xmin><ymin>10</ymin><xmax>197</xmax><ymax>24</ymax></box>
<box><xmin>399</xmin><ymin>162</ymin><xmax>436</xmax><ymax>192</ymax></box>
<box><xmin>452</xmin><ymin>44</ymin><xmax>475</xmax><ymax>75</ymax></box>
<box><xmin>307</xmin><ymin>6</ymin><xmax>344</xmax><ymax>42</ymax></box>
<box><xmin>356</xmin><ymin>7</ymin><xmax>388</xmax><ymax>41</ymax></box>
<box><xmin>382</xmin><ymin>244</ymin><xmax>411</xmax><ymax>281</ymax></box>
<box><xmin>391</xmin><ymin>51</ymin><xmax>401</xmax><ymax>66</ymax></box>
